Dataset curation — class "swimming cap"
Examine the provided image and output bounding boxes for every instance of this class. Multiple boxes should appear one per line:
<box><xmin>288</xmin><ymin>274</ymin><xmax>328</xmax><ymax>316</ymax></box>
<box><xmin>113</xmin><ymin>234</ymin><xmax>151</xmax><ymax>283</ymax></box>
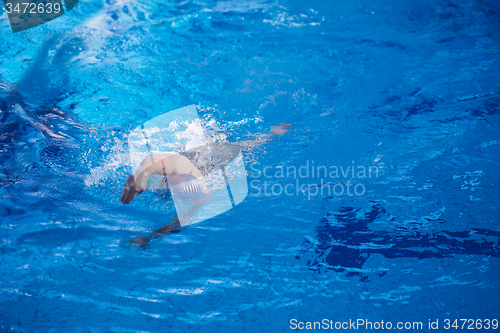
<box><xmin>164</xmin><ymin>174</ymin><xmax>204</xmax><ymax>194</ymax></box>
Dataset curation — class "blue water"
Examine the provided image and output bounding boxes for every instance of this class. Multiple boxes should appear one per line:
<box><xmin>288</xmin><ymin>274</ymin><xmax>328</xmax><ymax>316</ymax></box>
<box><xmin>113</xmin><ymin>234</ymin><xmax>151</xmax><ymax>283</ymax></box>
<box><xmin>1</xmin><ymin>0</ymin><xmax>500</xmax><ymax>331</ymax></box>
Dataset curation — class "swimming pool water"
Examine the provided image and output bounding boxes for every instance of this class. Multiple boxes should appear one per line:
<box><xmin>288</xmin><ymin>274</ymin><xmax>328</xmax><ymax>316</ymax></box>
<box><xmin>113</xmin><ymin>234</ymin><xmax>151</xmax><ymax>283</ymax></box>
<box><xmin>1</xmin><ymin>0</ymin><xmax>499</xmax><ymax>331</ymax></box>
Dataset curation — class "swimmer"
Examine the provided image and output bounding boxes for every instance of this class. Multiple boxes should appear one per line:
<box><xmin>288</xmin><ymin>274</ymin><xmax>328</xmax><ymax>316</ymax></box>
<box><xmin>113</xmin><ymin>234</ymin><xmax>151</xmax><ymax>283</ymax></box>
<box><xmin>121</xmin><ymin>121</ymin><xmax>291</xmax><ymax>246</ymax></box>
<box><xmin>120</xmin><ymin>122</ymin><xmax>292</xmax><ymax>205</ymax></box>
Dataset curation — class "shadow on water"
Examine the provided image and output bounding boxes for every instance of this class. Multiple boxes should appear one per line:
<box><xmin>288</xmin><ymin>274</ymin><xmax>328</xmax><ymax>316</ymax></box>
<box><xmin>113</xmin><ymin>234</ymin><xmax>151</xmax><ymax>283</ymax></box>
<box><xmin>0</xmin><ymin>33</ymin><xmax>97</xmax><ymax>186</ymax></box>
<box><xmin>296</xmin><ymin>204</ymin><xmax>500</xmax><ymax>281</ymax></box>
<box><xmin>0</xmin><ymin>35</ymin><xmax>114</xmax><ymax>233</ymax></box>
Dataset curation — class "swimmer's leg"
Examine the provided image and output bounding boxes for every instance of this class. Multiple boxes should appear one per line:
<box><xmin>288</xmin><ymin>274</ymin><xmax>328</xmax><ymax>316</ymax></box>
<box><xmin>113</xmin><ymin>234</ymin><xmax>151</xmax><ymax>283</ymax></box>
<box><xmin>129</xmin><ymin>215</ymin><xmax>181</xmax><ymax>247</ymax></box>
<box><xmin>152</xmin><ymin>216</ymin><xmax>181</xmax><ymax>238</ymax></box>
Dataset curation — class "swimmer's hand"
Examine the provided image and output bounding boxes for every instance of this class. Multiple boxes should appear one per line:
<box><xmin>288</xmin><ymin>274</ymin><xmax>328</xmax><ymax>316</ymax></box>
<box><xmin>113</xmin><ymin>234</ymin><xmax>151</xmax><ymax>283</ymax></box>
<box><xmin>121</xmin><ymin>175</ymin><xmax>145</xmax><ymax>204</ymax></box>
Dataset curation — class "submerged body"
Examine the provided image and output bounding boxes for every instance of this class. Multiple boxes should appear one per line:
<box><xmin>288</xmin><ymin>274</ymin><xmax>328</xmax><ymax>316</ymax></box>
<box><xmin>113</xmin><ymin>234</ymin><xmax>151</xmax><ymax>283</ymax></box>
<box><xmin>121</xmin><ymin>122</ymin><xmax>292</xmax><ymax>245</ymax></box>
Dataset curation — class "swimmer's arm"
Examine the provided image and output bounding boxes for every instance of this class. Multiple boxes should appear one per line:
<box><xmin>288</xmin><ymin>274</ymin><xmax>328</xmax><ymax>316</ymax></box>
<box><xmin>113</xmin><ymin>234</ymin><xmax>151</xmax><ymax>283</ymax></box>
<box><xmin>135</xmin><ymin>155</ymin><xmax>202</xmax><ymax>188</ymax></box>
<box><xmin>237</xmin><ymin>122</ymin><xmax>292</xmax><ymax>152</ymax></box>
<box><xmin>121</xmin><ymin>154</ymin><xmax>203</xmax><ymax>204</ymax></box>
<box><xmin>237</xmin><ymin>138</ymin><xmax>269</xmax><ymax>151</ymax></box>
